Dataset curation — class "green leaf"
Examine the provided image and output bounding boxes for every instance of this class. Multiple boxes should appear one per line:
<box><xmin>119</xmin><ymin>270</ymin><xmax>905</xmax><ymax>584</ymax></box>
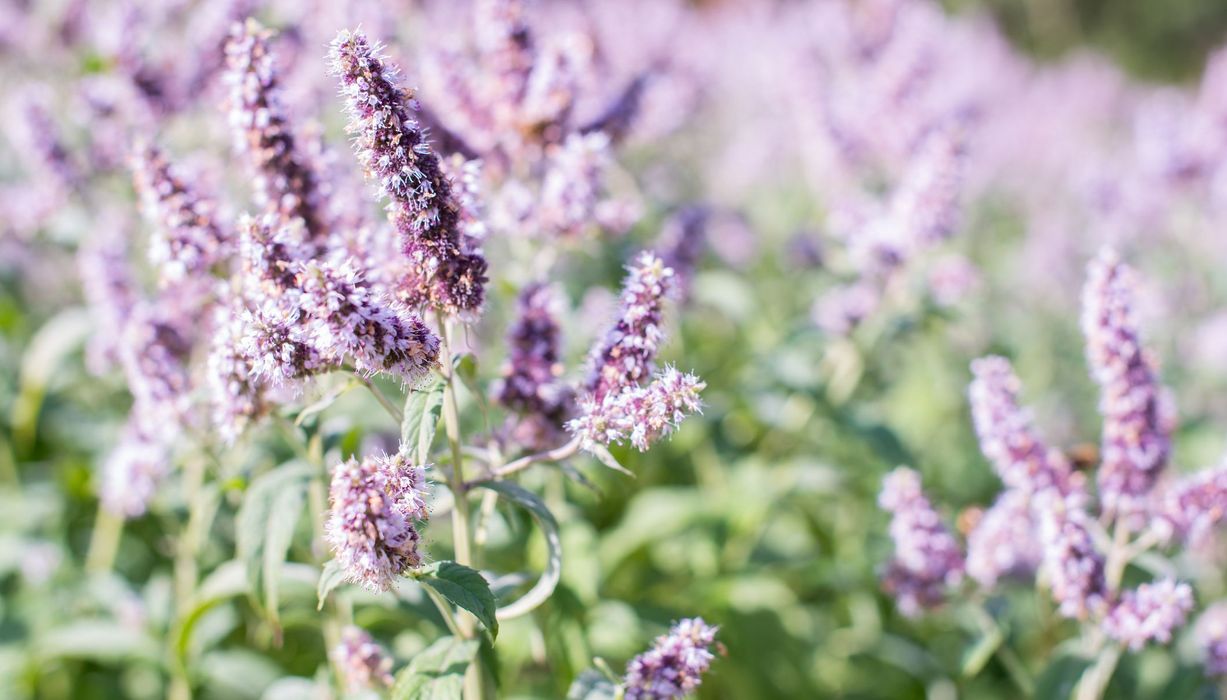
<box><xmin>37</xmin><ymin>620</ymin><xmax>162</xmax><ymax>665</ymax></box>
<box><xmin>174</xmin><ymin>560</ymin><xmax>250</xmax><ymax>661</ymax></box>
<box><xmin>960</xmin><ymin>625</ymin><xmax>1003</xmax><ymax>678</ymax></box>
<box><xmin>566</xmin><ymin>670</ymin><xmax>618</xmax><ymax>700</ymax></box>
<box><xmin>588</xmin><ymin>445</ymin><xmax>634</xmax><ymax>477</ymax></box>
<box><xmin>236</xmin><ymin>463</ymin><xmax>312</xmax><ymax>622</ymax></box>
<box><xmin>402</xmin><ymin>375</ymin><xmax>446</xmax><ymax>464</ymax></box>
<box><xmin>317</xmin><ymin>560</ymin><xmax>345</xmax><ymax>610</ymax></box>
<box><xmin>390</xmin><ymin>636</ymin><xmax>480</xmax><ymax>700</ymax></box>
<box><xmin>1034</xmin><ymin>654</ymin><xmax>1092</xmax><ymax>700</ymax></box>
<box><xmin>474</xmin><ymin>481</ymin><xmax>562</xmax><ymax>620</ymax></box>
<box><xmin>13</xmin><ymin>309</ymin><xmax>92</xmax><ymax>450</ymax></box>
<box><xmin>418</xmin><ymin>561</ymin><xmax>499</xmax><ymax>640</ymax></box>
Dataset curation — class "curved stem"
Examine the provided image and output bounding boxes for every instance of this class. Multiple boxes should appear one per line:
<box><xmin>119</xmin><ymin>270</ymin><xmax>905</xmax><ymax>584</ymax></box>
<box><xmin>354</xmin><ymin>373</ymin><xmax>404</xmax><ymax>424</ymax></box>
<box><xmin>473</xmin><ymin>437</ymin><xmax>582</xmax><ymax>484</ymax></box>
<box><xmin>422</xmin><ymin>585</ymin><xmax>466</xmax><ymax>638</ymax></box>
<box><xmin>1075</xmin><ymin>643</ymin><xmax>1122</xmax><ymax>700</ymax></box>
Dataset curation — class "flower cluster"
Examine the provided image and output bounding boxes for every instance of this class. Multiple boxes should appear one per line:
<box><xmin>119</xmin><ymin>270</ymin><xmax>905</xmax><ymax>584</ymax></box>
<box><xmin>130</xmin><ymin>143</ymin><xmax>229</xmax><ymax>284</ymax></box>
<box><xmin>1036</xmin><ymin>489</ymin><xmax>1108</xmax><ymax>620</ymax></box>
<box><xmin>333</xmin><ymin>625</ymin><xmax>394</xmax><ymax>691</ymax></box>
<box><xmin>329</xmin><ymin>29</ymin><xmax>487</xmax><ymax>315</ymax></box>
<box><xmin>965</xmin><ymin>490</ymin><xmax>1041</xmax><ymax>588</ymax></box>
<box><xmin>1157</xmin><ymin>462</ymin><xmax>1227</xmax><ymax>546</ymax></box>
<box><xmin>494</xmin><ymin>283</ymin><xmax>574</xmax><ymax>449</ymax></box>
<box><xmin>1102</xmin><ymin>579</ymin><xmax>1194</xmax><ymax>650</ymax></box>
<box><xmin>224</xmin><ymin>18</ymin><xmax>329</xmax><ymax>242</ymax></box>
<box><xmin>569</xmin><ymin>252</ymin><xmax>705</xmax><ymax>452</ymax></box>
<box><xmin>623</xmin><ymin>618</ymin><xmax>719</xmax><ymax>700</ymax></box>
<box><xmin>325</xmin><ymin>452</ymin><xmax>430</xmax><ymax>593</ymax></box>
<box><xmin>1195</xmin><ymin>603</ymin><xmax>1227</xmax><ymax>677</ymax></box>
<box><xmin>878</xmin><ymin>467</ymin><xmax>965</xmax><ymax>617</ymax></box>
<box><xmin>1081</xmin><ymin>249</ymin><xmax>1173</xmax><ymax>526</ymax></box>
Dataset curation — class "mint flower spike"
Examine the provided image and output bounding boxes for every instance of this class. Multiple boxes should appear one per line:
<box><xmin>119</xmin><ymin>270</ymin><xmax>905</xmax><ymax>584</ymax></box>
<box><xmin>224</xmin><ymin>18</ymin><xmax>329</xmax><ymax>241</ymax></box>
<box><xmin>1081</xmin><ymin>248</ymin><xmax>1173</xmax><ymax>529</ymax></box>
<box><xmin>130</xmin><ymin>143</ymin><xmax>229</xmax><ymax>286</ymax></box>
<box><xmin>968</xmin><ymin>355</ymin><xmax>1074</xmax><ymax>495</ymax></box>
<box><xmin>624</xmin><ymin>618</ymin><xmax>720</xmax><ymax>700</ymax></box>
<box><xmin>328</xmin><ymin>28</ymin><xmax>487</xmax><ymax>315</ymax></box>
<box><xmin>324</xmin><ymin>452</ymin><xmax>430</xmax><ymax>593</ymax></box>
<box><xmin>333</xmin><ymin>625</ymin><xmax>394</xmax><ymax>691</ymax></box>
<box><xmin>878</xmin><ymin>467</ymin><xmax>965</xmax><ymax>617</ymax></box>
<box><xmin>1103</xmin><ymin>579</ymin><xmax>1193</xmax><ymax>651</ymax></box>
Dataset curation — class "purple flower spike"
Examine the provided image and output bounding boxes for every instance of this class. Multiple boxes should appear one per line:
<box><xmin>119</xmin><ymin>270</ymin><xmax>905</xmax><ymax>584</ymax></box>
<box><xmin>878</xmin><ymin>467</ymin><xmax>965</xmax><ymax>616</ymax></box>
<box><xmin>494</xmin><ymin>282</ymin><xmax>574</xmax><ymax>449</ymax></box>
<box><xmin>333</xmin><ymin>625</ymin><xmax>394</xmax><ymax>691</ymax></box>
<box><xmin>325</xmin><ymin>452</ymin><xmax>430</xmax><ymax>593</ymax></box>
<box><xmin>1036</xmin><ymin>489</ymin><xmax>1108</xmax><ymax>620</ymax></box>
<box><xmin>570</xmin><ymin>367</ymin><xmax>704</xmax><ymax>452</ymax></box>
<box><xmin>1081</xmin><ymin>248</ymin><xmax>1173</xmax><ymax>528</ymax></box>
<box><xmin>1195</xmin><ymin>602</ymin><xmax>1227</xmax><ymax>676</ymax></box>
<box><xmin>624</xmin><ymin>618</ymin><xmax>719</xmax><ymax>700</ymax></box>
<box><xmin>586</xmin><ymin>251</ymin><xmax>676</xmax><ymax>402</ymax></box>
<box><xmin>224</xmin><ymin>18</ymin><xmax>329</xmax><ymax>240</ymax></box>
<box><xmin>100</xmin><ymin>424</ymin><xmax>169</xmax><ymax>519</ymax></box>
<box><xmin>131</xmin><ymin>144</ymin><xmax>229</xmax><ymax>285</ymax></box>
<box><xmin>969</xmin><ymin>356</ymin><xmax>1074</xmax><ymax>495</ymax></box>
<box><xmin>966</xmin><ymin>490</ymin><xmax>1042</xmax><ymax>588</ymax></box>
<box><xmin>1157</xmin><ymin>461</ymin><xmax>1227</xmax><ymax>546</ymax></box>
<box><xmin>329</xmin><ymin>29</ymin><xmax>487</xmax><ymax>315</ymax></box>
<box><xmin>1103</xmin><ymin>579</ymin><xmax>1193</xmax><ymax>650</ymax></box>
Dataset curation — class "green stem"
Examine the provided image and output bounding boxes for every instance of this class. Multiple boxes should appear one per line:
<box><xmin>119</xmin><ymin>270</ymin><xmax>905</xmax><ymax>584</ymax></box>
<box><xmin>355</xmin><ymin>373</ymin><xmax>404</xmax><ymax>424</ymax></box>
<box><xmin>85</xmin><ymin>507</ymin><xmax>123</xmax><ymax>574</ymax></box>
<box><xmin>1075</xmin><ymin>643</ymin><xmax>1122</xmax><ymax>700</ymax></box>
<box><xmin>436</xmin><ymin>315</ymin><xmax>483</xmax><ymax>700</ymax></box>
<box><xmin>423</xmin><ymin>585</ymin><xmax>466</xmax><ymax>638</ymax></box>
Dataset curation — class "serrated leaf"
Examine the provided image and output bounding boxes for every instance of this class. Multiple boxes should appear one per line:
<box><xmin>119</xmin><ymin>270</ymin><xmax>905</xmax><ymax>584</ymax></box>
<box><xmin>390</xmin><ymin>636</ymin><xmax>479</xmax><ymax>700</ymax></box>
<box><xmin>418</xmin><ymin>561</ymin><xmax>499</xmax><ymax>640</ymax></box>
<box><xmin>589</xmin><ymin>445</ymin><xmax>634</xmax><ymax>477</ymax></box>
<box><xmin>475</xmin><ymin>481</ymin><xmax>562</xmax><ymax>620</ymax></box>
<box><xmin>317</xmin><ymin>560</ymin><xmax>345</xmax><ymax>610</ymax></box>
<box><xmin>236</xmin><ymin>463</ymin><xmax>312</xmax><ymax>622</ymax></box>
<box><xmin>566</xmin><ymin>670</ymin><xmax>618</xmax><ymax>700</ymax></box>
<box><xmin>402</xmin><ymin>375</ymin><xmax>446</xmax><ymax>464</ymax></box>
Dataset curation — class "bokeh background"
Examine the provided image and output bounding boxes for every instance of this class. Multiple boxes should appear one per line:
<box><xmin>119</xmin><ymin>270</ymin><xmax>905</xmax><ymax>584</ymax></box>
<box><xmin>5</xmin><ymin>0</ymin><xmax>1227</xmax><ymax>698</ymax></box>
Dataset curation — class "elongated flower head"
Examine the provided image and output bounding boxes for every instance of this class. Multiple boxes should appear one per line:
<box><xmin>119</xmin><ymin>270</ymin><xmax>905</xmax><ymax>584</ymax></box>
<box><xmin>329</xmin><ymin>28</ymin><xmax>487</xmax><ymax>314</ymax></box>
<box><xmin>119</xmin><ymin>301</ymin><xmax>195</xmax><ymax>436</ymax></box>
<box><xmin>969</xmin><ymin>356</ymin><xmax>1074</xmax><ymax>494</ymax></box>
<box><xmin>657</xmin><ymin>205</ymin><xmax>709</xmax><ymax>296</ymax></box>
<box><xmin>325</xmin><ymin>452</ymin><xmax>430</xmax><ymax>592</ymax></box>
<box><xmin>1103</xmin><ymin>579</ymin><xmax>1193</xmax><ymax>650</ymax></box>
<box><xmin>966</xmin><ymin>490</ymin><xmax>1042</xmax><ymax>588</ymax></box>
<box><xmin>624</xmin><ymin>618</ymin><xmax>719</xmax><ymax>700</ymax></box>
<box><xmin>495</xmin><ymin>282</ymin><xmax>573</xmax><ymax>448</ymax></box>
<box><xmin>1081</xmin><ymin>248</ymin><xmax>1173</xmax><ymax>526</ymax></box>
<box><xmin>587</xmin><ymin>251</ymin><xmax>676</xmax><ymax>402</ymax></box>
<box><xmin>538</xmin><ymin>131</ymin><xmax>611</xmax><ymax>238</ymax></box>
<box><xmin>225</xmin><ymin>18</ymin><xmax>328</xmax><ymax>239</ymax></box>
<box><xmin>333</xmin><ymin>625</ymin><xmax>394</xmax><ymax>691</ymax></box>
<box><xmin>475</xmin><ymin>0</ymin><xmax>534</xmax><ymax>130</ymax></box>
<box><xmin>1195</xmin><ymin>602</ymin><xmax>1227</xmax><ymax>676</ymax></box>
<box><xmin>878</xmin><ymin>467</ymin><xmax>964</xmax><ymax>616</ymax></box>
<box><xmin>207</xmin><ymin>295</ymin><xmax>266</xmax><ymax>443</ymax></box>
<box><xmin>1036</xmin><ymin>488</ymin><xmax>1107</xmax><ymax>620</ymax></box>
<box><xmin>78</xmin><ymin>224</ymin><xmax>136</xmax><ymax>375</ymax></box>
<box><xmin>131</xmin><ymin>144</ymin><xmax>229</xmax><ymax>285</ymax></box>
